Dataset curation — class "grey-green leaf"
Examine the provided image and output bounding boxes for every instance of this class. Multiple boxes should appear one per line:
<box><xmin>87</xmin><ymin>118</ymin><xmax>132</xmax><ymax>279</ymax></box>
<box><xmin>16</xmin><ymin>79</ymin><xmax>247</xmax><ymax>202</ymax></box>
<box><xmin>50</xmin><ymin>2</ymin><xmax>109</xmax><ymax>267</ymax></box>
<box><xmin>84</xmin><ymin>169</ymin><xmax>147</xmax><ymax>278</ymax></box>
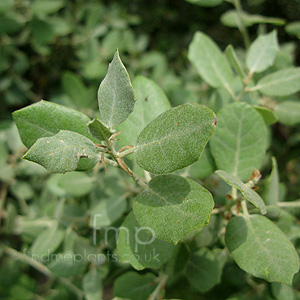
<box><xmin>263</xmin><ymin>157</ymin><xmax>279</xmax><ymax>205</ymax></box>
<box><xmin>117</xmin><ymin>75</ymin><xmax>171</xmax><ymax>148</ymax></box>
<box><xmin>215</xmin><ymin>170</ymin><xmax>266</xmax><ymax>214</ymax></box>
<box><xmin>186</xmin><ymin>247</ymin><xmax>222</xmax><ymax>293</ymax></box>
<box><xmin>253</xmin><ymin>106</ymin><xmax>277</xmax><ymax>125</ymax></box>
<box><xmin>246</xmin><ymin>31</ymin><xmax>279</xmax><ymax>73</ymax></box>
<box><xmin>253</xmin><ymin>68</ymin><xmax>300</xmax><ymax>97</ymax></box>
<box><xmin>98</xmin><ymin>50</ymin><xmax>136</xmax><ymax>128</ymax></box>
<box><xmin>210</xmin><ymin>103</ymin><xmax>267</xmax><ymax>181</ymax></box>
<box><xmin>13</xmin><ymin>100</ymin><xmax>94</xmax><ymax>148</ymax></box>
<box><xmin>117</xmin><ymin>211</ymin><xmax>175</xmax><ymax>270</ymax></box>
<box><xmin>135</xmin><ymin>103</ymin><xmax>216</xmax><ymax>174</ymax></box>
<box><xmin>23</xmin><ymin>130</ymin><xmax>97</xmax><ymax>173</ymax></box>
<box><xmin>113</xmin><ymin>271</ymin><xmax>157</xmax><ymax>300</ymax></box>
<box><xmin>31</xmin><ymin>225</ymin><xmax>64</xmax><ymax>257</ymax></box>
<box><xmin>87</xmin><ymin>117</ymin><xmax>115</xmax><ymax>141</ymax></box>
<box><xmin>188</xmin><ymin>31</ymin><xmax>233</xmax><ymax>88</ymax></box>
<box><xmin>89</xmin><ymin>196</ymin><xmax>127</xmax><ymax>228</ymax></box>
<box><xmin>133</xmin><ymin>175</ymin><xmax>214</xmax><ymax>244</ymax></box>
<box><xmin>225</xmin><ymin>45</ymin><xmax>246</xmax><ymax>80</ymax></box>
<box><xmin>225</xmin><ymin>215</ymin><xmax>300</xmax><ymax>285</ymax></box>
<box><xmin>274</xmin><ymin>101</ymin><xmax>300</xmax><ymax>126</ymax></box>
<box><xmin>83</xmin><ymin>268</ymin><xmax>103</xmax><ymax>300</ymax></box>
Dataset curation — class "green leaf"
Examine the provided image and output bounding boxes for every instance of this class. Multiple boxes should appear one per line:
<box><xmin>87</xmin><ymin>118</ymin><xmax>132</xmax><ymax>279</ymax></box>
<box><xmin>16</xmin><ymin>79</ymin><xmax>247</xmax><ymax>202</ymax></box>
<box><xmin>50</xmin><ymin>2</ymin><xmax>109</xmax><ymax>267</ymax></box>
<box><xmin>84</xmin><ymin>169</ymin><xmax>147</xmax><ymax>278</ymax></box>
<box><xmin>31</xmin><ymin>0</ymin><xmax>64</xmax><ymax>15</ymax></box>
<box><xmin>117</xmin><ymin>75</ymin><xmax>171</xmax><ymax>148</ymax></box>
<box><xmin>285</xmin><ymin>21</ymin><xmax>300</xmax><ymax>38</ymax></box>
<box><xmin>177</xmin><ymin>146</ymin><xmax>215</xmax><ymax>179</ymax></box>
<box><xmin>184</xmin><ymin>0</ymin><xmax>223</xmax><ymax>7</ymax></box>
<box><xmin>30</xmin><ymin>17</ymin><xmax>55</xmax><ymax>44</ymax></box>
<box><xmin>62</xmin><ymin>72</ymin><xmax>87</xmax><ymax>108</ymax></box>
<box><xmin>225</xmin><ymin>215</ymin><xmax>300</xmax><ymax>285</ymax></box>
<box><xmin>253</xmin><ymin>106</ymin><xmax>277</xmax><ymax>125</ymax></box>
<box><xmin>98</xmin><ymin>50</ymin><xmax>136</xmax><ymax>128</ymax></box>
<box><xmin>23</xmin><ymin>130</ymin><xmax>97</xmax><ymax>173</ymax></box>
<box><xmin>47</xmin><ymin>252</ymin><xmax>87</xmax><ymax>277</ymax></box>
<box><xmin>165</xmin><ymin>243</ymin><xmax>190</xmax><ymax>276</ymax></box>
<box><xmin>271</xmin><ymin>282</ymin><xmax>295</xmax><ymax>300</ymax></box>
<box><xmin>221</xmin><ymin>10</ymin><xmax>285</xmax><ymax>28</ymax></box>
<box><xmin>186</xmin><ymin>247</ymin><xmax>222</xmax><ymax>293</ymax></box>
<box><xmin>83</xmin><ymin>269</ymin><xmax>103</xmax><ymax>300</ymax></box>
<box><xmin>13</xmin><ymin>100</ymin><xmax>94</xmax><ymax>148</ymax></box>
<box><xmin>188</xmin><ymin>31</ymin><xmax>233</xmax><ymax>88</ymax></box>
<box><xmin>113</xmin><ymin>271</ymin><xmax>157</xmax><ymax>300</ymax></box>
<box><xmin>215</xmin><ymin>170</ymin><xmax>266</xmax><ymax>214</ymax></box>
<box><xmin>210</xmin><ymin>103</ymin><xmax>267</xmax><ymax>181</ymax></box>
<box><xmin>56</xmin><ymin>172</ymin><xmax>95</xmax><ymax>197</ymax></box>
<box><xmin>263</xmin><ymin>157</ymin><xmax>280</xmax><ymax>205</ymax></box>
<box><xmin>135</xmin><ymin>103</ymin><xmax>216</xmax><ymax>174</ymax></box>
<box><xmin>225</xmin><ymin>45</ymin><xmax>246</xmax><ymax>80</ymax></box>
<box><xmin>252</xmin><ymin>68</ymin><xmax>300</xmax><ymax>97</ymax></box>
<box><xmin>87</xmin><ymin>117</ymin><xmax>115</xmax><ymax>142</ymax></box>
<box><xmin>0</xmin><ymin>0</ymin><xmax>14</xmax><ymax>13</ymax></box>
<box><xmin>117</xmin><ymin>211</ymin><xmax>175</xmax><ymax>270</ymax></box>
<box><xmin>246</xmin><ymin>31</ymin><xmax>279</xmax><ymax>73</ymax></box>
<box><xmin>274</xmin><ymin>101</ymin><xmax>300</xmax><ymax>126</ymax></box>
<box><xmin>133</xmin><ymin>175</ymin><xmax>214</xmax><ymax>244</ymax></box>
<box><xmin>30</xmin><ymin>225</ymin><xmax>64</xmax><ymax>257</ymax></box>
<box><xmin>89</xmin><ymin>196</ymin><xmax>127</xmax><ymax>228</ymax></box>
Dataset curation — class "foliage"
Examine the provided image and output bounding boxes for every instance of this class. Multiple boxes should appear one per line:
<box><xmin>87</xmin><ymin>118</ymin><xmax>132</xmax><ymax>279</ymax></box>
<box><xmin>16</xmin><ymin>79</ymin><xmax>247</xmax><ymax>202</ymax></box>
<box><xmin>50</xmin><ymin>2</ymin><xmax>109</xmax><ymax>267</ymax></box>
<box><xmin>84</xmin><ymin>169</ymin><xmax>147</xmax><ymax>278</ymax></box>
<box><xmin>1</xmin><ymin>0</ymin><xmax>300</xmax><ymax>300</ymax></box>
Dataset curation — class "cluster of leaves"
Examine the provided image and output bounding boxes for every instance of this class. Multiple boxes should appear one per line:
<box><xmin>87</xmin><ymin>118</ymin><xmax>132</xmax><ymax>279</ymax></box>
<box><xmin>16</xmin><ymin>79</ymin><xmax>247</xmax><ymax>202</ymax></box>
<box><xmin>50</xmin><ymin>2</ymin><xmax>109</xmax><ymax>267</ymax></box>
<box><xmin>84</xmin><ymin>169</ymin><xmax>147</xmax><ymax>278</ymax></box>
<box><xmin>1</xmin><ymin>0</ymin><xmax>300</xmax><ymax>300</ymax></box>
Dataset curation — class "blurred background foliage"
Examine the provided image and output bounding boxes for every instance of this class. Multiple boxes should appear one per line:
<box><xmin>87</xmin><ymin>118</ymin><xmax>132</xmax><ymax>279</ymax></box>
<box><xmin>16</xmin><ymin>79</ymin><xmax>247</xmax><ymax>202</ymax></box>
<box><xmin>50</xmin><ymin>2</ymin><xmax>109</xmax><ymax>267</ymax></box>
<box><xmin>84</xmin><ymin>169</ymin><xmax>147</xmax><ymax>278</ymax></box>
<box><xmin>0</xmin><ymin>0</ymin><xmax>300</xmax><ymax>299</ymax></box>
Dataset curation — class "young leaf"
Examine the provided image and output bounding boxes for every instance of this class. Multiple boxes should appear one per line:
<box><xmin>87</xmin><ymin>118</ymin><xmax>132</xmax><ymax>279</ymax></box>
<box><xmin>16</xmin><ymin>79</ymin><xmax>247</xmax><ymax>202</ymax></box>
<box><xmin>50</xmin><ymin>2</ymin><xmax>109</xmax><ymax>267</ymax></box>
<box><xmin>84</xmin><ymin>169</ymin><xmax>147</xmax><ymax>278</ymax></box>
<box><xmin>135</xmin><ymin>103</ymin><xmax>216</xmax><ymax>174</ymax></box>
<box><xmin>252</xmin><ymin>68</ymin><xmax>300</xmax><ymax>97</ymax></box>
<box><xmin>263</xmin><ymin>157</ymin><xmax>279</xmax><ymax>205</ymax></box>
<box><xmin>117</xmin><ymin>211</ymin><xmax>175</xmax><ymax>270</ymax></box>
<box><xmin>246</xmin><ymin>31</ymin><xmax>279</xmax><ymax>73</ymax></box>
<box><xmin>30</xmin><ymin>225</ymin><xmax>64</xmax><ymax>257</ymax></box>
<box><xmin>133</xmin><ymin>175</ymin><xmax>214</xmax><ymax>244</ymax></box>
<box><xmin>83</xmin><ymin>268</ymin><xmax>103</xmax><ymax>300</ymax></box>
<box><xmin>188</xmin><ymin>31</ymin><xmax>233</xmax><ymax>88</ymax></box>
<box><xmin>98</xmin><ymin>50</ymin><xmax>136</xmax><ymax>128</ymax></box>
<box><xmin>253</xmin><ymin>106</ymin><xmax>277</xmax><ymax>125</ymax></box>
<box><xmin>210</xmin><ymin>103</ymin><xmax>267</xmax><ymax>181</ymax></box>
<box><xmin>215</xmin><ymin>170</ymin><xmax>266</xmax><ymax>214</ymax></box>
<box><xmin>13</xmin><ymin>100</ymin><xmax>94</xmax><ymax>148</ymax></box>
<box><xmin>274</xmin><ymin>101</ymin><xmax>300</xmax><ymax>126</ymax></box>
<box><xmin>23</xmin><ymin>130</ymin><xmax>97</xmax><ymax>173</ymax></box>
<box><xmin>87</xmin><ymin>117</ymin><xmax>115</xmax><ymax>142</ymax></box>
<box><xmin>225</xmin><ymin>45</ymin><xmax>246</xmax><ymax>80</ymax></box>
<box><xmin>117</xmin><ymin>75</ymin><xmax>171</xmax><ymax>147</ymax></box>
<box><xmin>225</xmin><ymin>215</ymin><xmax>299</xmax><ymax>285</ymax></box>
<box><xmin>113</xmin><ymin>271</ymin><xmax>157</xmax><ymax>300</ymax></box>
<box><xmin>186</xmin><ymin>247</ymin><xmax>222</xmax><ymax>293</ymax></box>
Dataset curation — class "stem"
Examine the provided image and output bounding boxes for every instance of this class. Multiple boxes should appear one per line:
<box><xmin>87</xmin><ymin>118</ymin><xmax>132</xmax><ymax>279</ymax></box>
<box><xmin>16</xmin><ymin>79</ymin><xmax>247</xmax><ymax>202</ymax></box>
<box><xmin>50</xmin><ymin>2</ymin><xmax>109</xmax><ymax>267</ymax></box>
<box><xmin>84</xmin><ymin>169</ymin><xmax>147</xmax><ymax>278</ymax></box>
<box><xmin>241</xmin><ymin>200</ymin><xmax>249</xmax><ymax>217</ymax></box>
<box><xmin>144</xmin><ymin>171</ymin><xmax>152</xmax><ymax>182</ymax></box>
<box><xmin>3</xmin><ymin>246</ymin><xmax>84</xmax><ymax>300</ymax></box>
<box><xmin>148</xmin><ymin>273</ymin><xmax>168</xmax><ymax>300</ymax></box>
<box><xmin>118</xmin><ymin>147</ymin><xmax>135</xmax><ymax>158</ymax></box>
<box><xmin>233</xmin><ymin>0</ymin><xmax>251</xmax><ymax>49</ymax></box>
<box><xmin>225</xmin><ymin>83</ymin><xmax>238</xmax><ymax>102</ymax></box>
<box><xmin>277</xmin><ymin>200</ymin><xmax>300</xmax><ymax>208</ymax></box>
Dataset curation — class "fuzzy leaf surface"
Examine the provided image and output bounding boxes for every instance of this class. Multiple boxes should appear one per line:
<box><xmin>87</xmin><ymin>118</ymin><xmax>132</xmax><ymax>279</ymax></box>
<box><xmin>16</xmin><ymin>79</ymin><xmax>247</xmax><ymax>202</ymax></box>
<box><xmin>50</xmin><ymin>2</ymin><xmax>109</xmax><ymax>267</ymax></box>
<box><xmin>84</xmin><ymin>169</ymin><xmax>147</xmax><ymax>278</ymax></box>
<box><xmin>135</xmin><ymin>103</ymin><xmax>216</xmax><ymax>174</ymax></box>
<box><xmin>133</xmin><ymin>175</ymin><xmax>214</xmax><ymax>244</ymax></box>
